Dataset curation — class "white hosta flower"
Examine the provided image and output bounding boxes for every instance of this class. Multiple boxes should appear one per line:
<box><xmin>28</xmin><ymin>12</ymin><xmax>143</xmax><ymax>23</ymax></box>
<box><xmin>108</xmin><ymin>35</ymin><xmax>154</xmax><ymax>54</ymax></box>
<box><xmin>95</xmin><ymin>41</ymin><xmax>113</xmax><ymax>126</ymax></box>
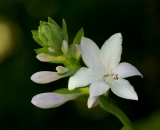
<box><xmin>69</xmin><ymin>33</ymin><xmax>143</xmax><ymax>100</ymax></box>
<box><xmin>61</xmin><ymin>40</ymin><xmax>69</xmax><ymax>54</ymax></box>
<box><xmin>31</xmin><ymin>66</ymin><xmax>68</xmax><ymax>84</ymax></box>
<box><xmin>31</xmin><ymin>92</ymin><xmax>83</xmax><ymax>109</ymax></box>
<box><xmin>31</xmin><ymin>71</ymin><xmax>64</xmax><ymax>84</ymax></box>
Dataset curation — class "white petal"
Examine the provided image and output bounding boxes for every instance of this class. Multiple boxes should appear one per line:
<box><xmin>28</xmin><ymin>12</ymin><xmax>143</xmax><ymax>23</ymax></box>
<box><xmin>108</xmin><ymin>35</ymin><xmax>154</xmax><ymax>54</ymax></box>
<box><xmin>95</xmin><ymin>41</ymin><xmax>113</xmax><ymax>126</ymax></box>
<box><xmin>68</xmin><ymin>67</ymin><xmax>99</xmax><ymax>90</ymax></box>
<box><xmin>31</xmin><ymin>71</ymin><xmax>63</xmax><ymax>84</ymax></box>
<box><xmin>89</xmin><ymin>81</ymin><xmax>110</xmax><ymax>97</ymax></box>
<box><xmin>31</xmin><ymin>92</ymin><xmax>82</xmax><ymax>109</ymax></box>
<box><xmin>100</xmin><ymin>33</ymin><xmax>122</xmax><ymax>73</ymax></box>
<box><xmin>81</xmin><ymin>37</ymin><xmax>104</xmax><ymax>71</ymax></box>
<box><xmin>113</xmin><ymin>62</ymin><xmax>143</xmax><ymax>78</ymax></box>
<box><xmin>87</xmin><ymin>96</ymin><xmax>99</xmax><ymax>109</ymax></box>
<box><xmin>36</xmin><ymin>53</ymin><xmax>56</xmax><ymax>62</ymax></box>
<box><xmin>56</xmin><ymin>66</ymin><xmax>68</xmax><ymax>74</ymax></box>
<box><xmin>111</xmin><ymin>79</ymin><xmax>138</xmax><ymax>100</ymax></box>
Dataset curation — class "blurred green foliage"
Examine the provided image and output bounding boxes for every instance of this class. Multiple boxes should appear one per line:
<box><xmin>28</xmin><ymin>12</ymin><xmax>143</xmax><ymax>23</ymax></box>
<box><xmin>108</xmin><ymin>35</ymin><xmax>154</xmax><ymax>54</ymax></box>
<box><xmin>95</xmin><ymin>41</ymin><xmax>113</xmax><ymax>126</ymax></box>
<box><xmin>0</xmin><ymin>0</ymin><xmax>160</xmax><ymax>130</ymax></box>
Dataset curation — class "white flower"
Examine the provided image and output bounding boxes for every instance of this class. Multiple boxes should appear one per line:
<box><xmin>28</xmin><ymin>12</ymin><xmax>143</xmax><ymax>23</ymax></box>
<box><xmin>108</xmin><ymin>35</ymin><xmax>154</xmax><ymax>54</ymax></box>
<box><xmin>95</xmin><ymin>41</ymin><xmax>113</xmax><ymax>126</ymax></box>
<box><xmin>31</xmin><ymin>66</ymin><xmax>68</xmax><ymax>84</ymax></box>
<box><xmin>31</xmin><ymin>92</ymin><xmax>83</xmax><ymax>109</ymax></box>
<box><xmin>69</xmin><ymin>33</ymin><xmax>143</xmax><ymax>103</ymax></box>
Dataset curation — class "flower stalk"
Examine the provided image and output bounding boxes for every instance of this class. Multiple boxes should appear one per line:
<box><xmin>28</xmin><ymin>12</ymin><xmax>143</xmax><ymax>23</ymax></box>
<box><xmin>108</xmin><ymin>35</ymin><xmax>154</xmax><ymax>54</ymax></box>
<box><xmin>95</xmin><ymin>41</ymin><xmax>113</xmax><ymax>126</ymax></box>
<box><xmin>99</xmin><ymin>90</ymin><xmax>136</xmax><ymax>130</ymax></box>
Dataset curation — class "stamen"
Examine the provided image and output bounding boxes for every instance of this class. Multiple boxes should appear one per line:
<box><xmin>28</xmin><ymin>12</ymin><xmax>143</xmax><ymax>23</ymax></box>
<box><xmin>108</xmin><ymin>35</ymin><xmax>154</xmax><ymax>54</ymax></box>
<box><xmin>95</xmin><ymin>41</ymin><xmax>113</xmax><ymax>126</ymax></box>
<box><xmin>103</xmin><ymin>75</ymin><xmax>109</xmax><ymax>77</ymax></box>
<box><xmin>103</xmin><ymin>68</ymin><xmax>119</xmax><ymax>85</ymax></box>
<box><xmin>106</xmin><ymin>68</ymin><xmax>113</xmax><ymax>82</ymax></box>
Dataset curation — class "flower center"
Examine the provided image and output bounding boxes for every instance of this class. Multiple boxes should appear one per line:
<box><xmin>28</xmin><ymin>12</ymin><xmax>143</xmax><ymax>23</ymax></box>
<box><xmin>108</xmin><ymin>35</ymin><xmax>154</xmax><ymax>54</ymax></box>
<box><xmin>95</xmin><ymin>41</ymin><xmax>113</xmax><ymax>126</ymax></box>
<box><xmin>103</xmin><ymin>68</ymin><xmax>118</xmax><ymax>85</ymax></box>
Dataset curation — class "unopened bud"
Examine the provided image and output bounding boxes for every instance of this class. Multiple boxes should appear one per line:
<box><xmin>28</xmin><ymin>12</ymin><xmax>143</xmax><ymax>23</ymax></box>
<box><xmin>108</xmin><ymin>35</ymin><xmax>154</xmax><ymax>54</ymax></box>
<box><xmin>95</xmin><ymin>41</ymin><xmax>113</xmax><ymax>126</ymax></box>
<box><xmin>56</xmin><ymin>66</ymin><xmax>68</xmax><ymax>74</ymax></box>
<box><xmin>31</xmin><ymin>92</ymin><xmax>83</xmax><ymax>109</ymax></box>
<box><xmin>74</xmin><ymin>44</ymin><xmax>81</xmax><ymax>59</ymax></box>
<box><xmin>87</xmin><ymin>96</ymin><xmax>99</xmax><ymax>109</ymax></box>
<box><xmin>48</xmin><ymin>47</ymin><xmax>55</xmax><ymax>52</ymax></box>
<box><xmin>61</xmin><ymin>40</ymin><xmax>68</xmax><ymax>54</ymax></box>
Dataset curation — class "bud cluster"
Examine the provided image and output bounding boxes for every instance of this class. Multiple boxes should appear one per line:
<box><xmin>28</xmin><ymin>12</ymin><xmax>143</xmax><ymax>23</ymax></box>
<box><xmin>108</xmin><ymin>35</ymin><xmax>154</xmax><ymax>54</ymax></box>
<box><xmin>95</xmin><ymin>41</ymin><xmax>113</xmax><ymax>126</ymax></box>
<box><xmin>32</xmin><ymin>17</ymin><xmax>84</xmax><ymax>77</ymax></box>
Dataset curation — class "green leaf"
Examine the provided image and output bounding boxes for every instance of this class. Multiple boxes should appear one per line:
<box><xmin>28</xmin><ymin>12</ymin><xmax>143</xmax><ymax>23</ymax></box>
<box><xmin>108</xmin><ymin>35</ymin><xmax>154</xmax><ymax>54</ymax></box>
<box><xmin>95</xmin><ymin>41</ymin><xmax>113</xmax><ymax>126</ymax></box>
<box><xmin>62</xmin><ymin>19</ymin><xmax>68</xmax><ymax>42</ymax></box>
<box><xmin>31</xmin><ymin>30</ymin><xmax>38</xmax><ymax>36</ymax></box>
<box><xmin>32</xmin><ymin>30</ymin><xmax>45</xmax><ymax>47</ymax></box>
<box><xmin>73</xmin><ymin>28</ymin><xmax>84</xmax><ymax>44</ymax></box>
<box><xmin>48</xmin><ymin>17</ymin><xmax>61</xmax><ymax>31</ymax></box>
<box><xmin>38</xmin><ymin>27</ymin><xmax>48</xmax><ymax>46</ymax></box>
<box><xmin>32</xmin><ymin>36</ymin><xmax>44</xmax><ymax>47</ymax></box>
<box><xmin>64</xmin><ymin>44</ymin><xmax>75</xmax><ymax>58</ymax></box>
<box><xmin>54</xmin><ymin>87</ymin><xmax>89</xmax><ymax>94</ymax></box>
<box><xmin>35</xmin><ymin>48</ymin><xmax>49</xmax><ymax>54</ymax></box>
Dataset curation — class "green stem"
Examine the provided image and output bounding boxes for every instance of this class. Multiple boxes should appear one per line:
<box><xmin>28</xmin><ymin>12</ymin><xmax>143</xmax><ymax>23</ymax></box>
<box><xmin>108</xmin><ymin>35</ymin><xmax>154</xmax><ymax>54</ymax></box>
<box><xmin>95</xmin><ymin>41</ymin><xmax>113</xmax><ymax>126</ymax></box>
<box><xmin>99</xmin><ymin>92</ymin><xmax>136</xmax><ymax>130</ymax></box>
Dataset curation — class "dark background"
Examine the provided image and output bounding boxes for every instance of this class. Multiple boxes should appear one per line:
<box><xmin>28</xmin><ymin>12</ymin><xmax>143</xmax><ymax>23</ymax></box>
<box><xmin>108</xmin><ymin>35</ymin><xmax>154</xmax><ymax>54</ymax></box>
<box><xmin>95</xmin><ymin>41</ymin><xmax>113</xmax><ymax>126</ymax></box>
<box><xmin>0</xmin><ymin>0</ymin><xmax>160</xmax><ymax>130</ymax></box>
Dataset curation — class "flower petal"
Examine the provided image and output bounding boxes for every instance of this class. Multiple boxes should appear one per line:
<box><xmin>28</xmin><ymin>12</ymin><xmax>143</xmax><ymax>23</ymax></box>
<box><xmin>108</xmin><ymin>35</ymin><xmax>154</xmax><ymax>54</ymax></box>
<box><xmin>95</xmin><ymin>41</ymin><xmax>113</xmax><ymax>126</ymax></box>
<box><xmin>36</xmin><ymin>53</ymin><xmax>56</xmax><ymax>62</ymax></box>
<box><xmin>100</xmin><ymin>33</ymin><xmax>122</xmax><ymax>73</ymax></box>
<box><xmin>36</xmin><ymin>53</ymin><xmax>67</xmax><ymax>63</ymax></box>
<box><xmin>81</xmin><ymin>37</ymin><xmax>104</xmax><ymax>71</ymax></box>
<box><xmin>68</xmin><ymin>67</ymin><xmax>99</xmax><ymax>90</ymax></box>
<box><xmin>89</xmin><ymin>81</ymin><xmax>110</xmax><ymax>97</ymax></box>
<box><xmin>111</xmin><ymin>79</ymin><xmax>138</xmax><ymax>100</ymax></box>
<box><xmin>31</xmin><ymin>71</ymin><xmax>63</xmax><ymax>84</ymax></box>
<box><xmin>31</xmin><ymin>92</ymin><xmax>83</xmax><ymax>109</ymax></box>
<box><xmin>87</xmin><ymin>96</ymin><xmax>99</xmax><ymax>109</ymax></box>
<box><xmin>113</xmin><ymin>62</ymin><xmax>143</xmax><ymax>78</ymax></box>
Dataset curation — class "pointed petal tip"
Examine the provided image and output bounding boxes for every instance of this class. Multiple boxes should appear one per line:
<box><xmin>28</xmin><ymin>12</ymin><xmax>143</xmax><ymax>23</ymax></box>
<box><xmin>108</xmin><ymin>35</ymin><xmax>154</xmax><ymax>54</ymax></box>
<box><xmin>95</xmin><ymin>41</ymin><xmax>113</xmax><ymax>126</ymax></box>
<box><xmin>115</xmin><ymin>33</ymin><xmax>122</xmax><ymax>38</ymax></box>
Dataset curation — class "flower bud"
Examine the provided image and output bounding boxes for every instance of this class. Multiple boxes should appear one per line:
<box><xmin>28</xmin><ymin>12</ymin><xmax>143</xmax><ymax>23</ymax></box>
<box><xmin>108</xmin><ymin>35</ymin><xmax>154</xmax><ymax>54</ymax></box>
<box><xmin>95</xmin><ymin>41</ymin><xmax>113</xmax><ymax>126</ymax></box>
<box><xmin>56</xmin><ymin>66</ymin><xmax>68</xmax><ymax>74</ymax></box>
<box><xmin>87</xmin><ymin>96</ymin><xmax>99</xmax><ymax>109</ymax></box>
<box><xmin>61</xmin><ymin>40</ymin><xmax>68</xmax><ymax>54</ymax></box>
<box><xmin>31</xmin><ymin>71</ymin><xmax>63</xmax><ymax>84</ymax></box>
<box><xmin>74</xmin><ymin>44</ymin><xmax>81</xmax><ymax>59</ymax></box>
<box><xmin>48</xmin><ymin>47</ymin><xmax>55</xmax><ymax>52</ymax></box>
<box><xmin>31</xmin><ymin>92</ymin><xmax>83</xmax><ymax>109</ymax></box>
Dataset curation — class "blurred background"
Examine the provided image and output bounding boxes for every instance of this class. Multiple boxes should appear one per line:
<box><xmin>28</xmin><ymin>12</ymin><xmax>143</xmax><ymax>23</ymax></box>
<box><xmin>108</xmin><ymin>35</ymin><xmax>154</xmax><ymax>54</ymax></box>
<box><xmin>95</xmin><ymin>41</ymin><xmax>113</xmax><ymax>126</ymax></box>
<box><xmin>0</xmin><ymin>0</ymin><xmax>160</xmax><ymax>130</ymax></box>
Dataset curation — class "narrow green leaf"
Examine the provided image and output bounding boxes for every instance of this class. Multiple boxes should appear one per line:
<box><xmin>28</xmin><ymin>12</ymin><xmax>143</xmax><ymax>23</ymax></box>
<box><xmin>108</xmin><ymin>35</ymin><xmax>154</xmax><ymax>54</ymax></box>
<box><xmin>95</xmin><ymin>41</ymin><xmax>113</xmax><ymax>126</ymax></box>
<box><xmin>64</xmin><ymin>44</ymin><xmax>75</xmax><ymax>58</ymax></box>
<box><xmin>54</xmin><ymin>87</ymin><xmax>89</xmax><ymax>94</ymax></box>
<box><xmin>32</xmin><ymin>36</ymin><xmax>44</xmax><ymax>47</ymax></box>
<box><xmin>73</xmin><ymin>28</ymin><xmax>84</xmax><ymax>44</ymax></box>
<box><xmin>35</xmin><ymin>48</ymin><xmax>49</xmax><ymax>54</ymax></box>
<box><xmin>48</xmin><ymin>17</ymin><xmax>61</xmax><ymax>31</ymax></box>
<box><xmin>31</xmin><ymin>30</ymin><xmax>38</xmax><ymax>36</ymax></box>
<box><xmin>62</xmin><ymin>19</ymin><xmax>68</xmax><ymax>42</ymax></box>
